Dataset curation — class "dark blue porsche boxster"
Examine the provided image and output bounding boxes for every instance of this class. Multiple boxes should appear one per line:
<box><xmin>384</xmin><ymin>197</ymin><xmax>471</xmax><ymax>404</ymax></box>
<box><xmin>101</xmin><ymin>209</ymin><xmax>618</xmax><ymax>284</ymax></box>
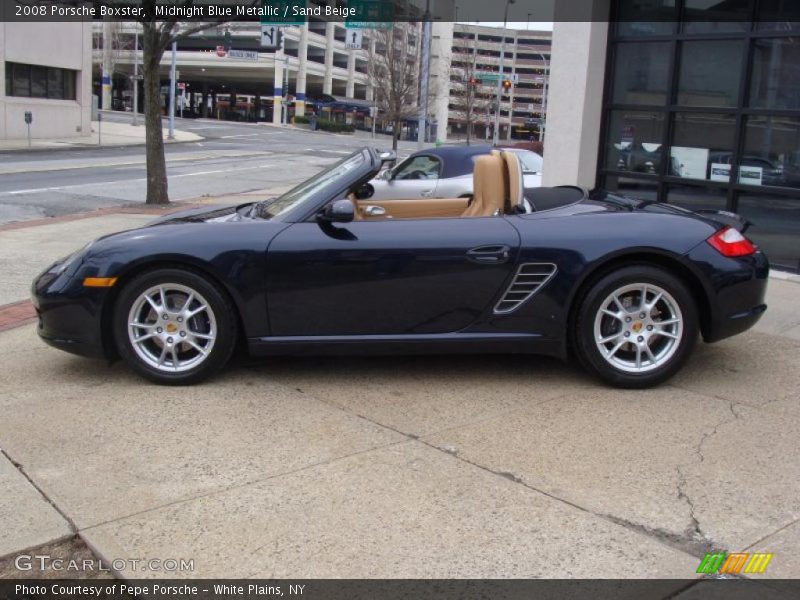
<box><xmin>32</xmin><ymin>147</ymin><xmax>769</xmax><ymax>387</ymax></box>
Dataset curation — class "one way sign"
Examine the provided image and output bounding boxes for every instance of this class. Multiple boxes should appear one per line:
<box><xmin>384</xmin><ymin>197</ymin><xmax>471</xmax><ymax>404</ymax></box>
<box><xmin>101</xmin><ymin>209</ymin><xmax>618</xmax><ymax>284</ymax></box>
<box><xmin>261</xmin><ymin>25</ymin><xmax>282</xmax><ymax>49</ymax></box>
<box><xmin>345</xmin><ymin>28</ymin><xmax>363</xmax><ymax>50</ymax></box>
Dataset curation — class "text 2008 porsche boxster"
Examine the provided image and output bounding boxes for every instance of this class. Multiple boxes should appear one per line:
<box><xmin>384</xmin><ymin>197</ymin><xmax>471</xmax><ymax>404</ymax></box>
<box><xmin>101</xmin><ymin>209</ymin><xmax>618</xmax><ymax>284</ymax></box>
<box><xmin>32</xmin><ymin>147</ymin><xmax>768</xmax><ymax>387</ymax></box>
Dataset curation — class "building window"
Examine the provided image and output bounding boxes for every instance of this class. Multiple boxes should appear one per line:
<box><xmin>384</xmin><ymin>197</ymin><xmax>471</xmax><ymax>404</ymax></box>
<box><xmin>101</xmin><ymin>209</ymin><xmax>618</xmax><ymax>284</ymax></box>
<box><xmin>671</xmin><ymin>113</ymin><xmax>736</xmax><ymax>181</ymax></box>
<box><xmin>5</xmin><ymin>62</ymin><xmax>76</xmax><ymax>100</ymax></box>
<box><xmin>599</xmin><ymin>1</ymin><xmax>800</xmax><ymax>271</ymax></box>
<box><xmin>750</xmin><ymin>38</ymin><xmax>800</xmax><ymax>110</ymax></box>
<box><xmin>677</xmin><ymin>40</ymin><xmax>744</xmax><ymax>108</ymax></box>
<box><xmin>605</xmin><ymin>110</ymin><xmax>665</xmax><ymax>174</ymax></box>
<box><xmin>611</xmin><ymin>41</ymin><xmax>671</xmax><ymax>105</ymax></box>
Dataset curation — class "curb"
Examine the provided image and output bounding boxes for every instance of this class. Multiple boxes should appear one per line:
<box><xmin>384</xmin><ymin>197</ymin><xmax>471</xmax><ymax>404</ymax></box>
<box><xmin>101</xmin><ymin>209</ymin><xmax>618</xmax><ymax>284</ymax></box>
<box><xmin>0</xmin><ymin>300</ymin><xmax>36</xmax><ymax>333</ymax></box>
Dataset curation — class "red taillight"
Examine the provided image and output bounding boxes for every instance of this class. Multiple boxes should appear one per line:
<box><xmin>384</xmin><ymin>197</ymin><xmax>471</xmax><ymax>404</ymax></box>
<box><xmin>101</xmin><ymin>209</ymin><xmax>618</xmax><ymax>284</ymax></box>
<box><xmin>707</xmin><ymin>226</ymin><xmax>756</xmax><ymax>257</ymax></box>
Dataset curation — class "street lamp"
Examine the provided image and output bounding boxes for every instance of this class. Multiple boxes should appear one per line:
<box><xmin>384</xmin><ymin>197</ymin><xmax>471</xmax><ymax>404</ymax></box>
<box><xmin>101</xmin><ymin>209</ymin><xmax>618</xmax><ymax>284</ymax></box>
<box><xmin>492</xmin><ymin>0</ymin><xmax>514</xmax><ymax>147</ymax></box>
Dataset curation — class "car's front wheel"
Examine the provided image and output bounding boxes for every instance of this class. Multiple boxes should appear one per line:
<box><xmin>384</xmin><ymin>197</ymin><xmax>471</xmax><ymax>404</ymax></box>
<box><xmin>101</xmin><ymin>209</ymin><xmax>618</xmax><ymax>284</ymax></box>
<box><xmin>574</xmin><ymin>265</ymin><xmax>698</xmax><ymax>388</ymax></box>
<box><xmin>113</xmin><ymin>268</ymin><xmax>237</xmax><ymax>385</ymax></box>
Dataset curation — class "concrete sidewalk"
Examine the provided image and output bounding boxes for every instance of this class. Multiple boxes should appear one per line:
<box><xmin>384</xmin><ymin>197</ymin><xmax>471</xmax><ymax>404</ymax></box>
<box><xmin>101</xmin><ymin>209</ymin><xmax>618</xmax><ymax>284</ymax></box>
<box><xmin>0</xmin><ymin>120</ymin><xmax>201</xmax><ymax>151</ymax></box>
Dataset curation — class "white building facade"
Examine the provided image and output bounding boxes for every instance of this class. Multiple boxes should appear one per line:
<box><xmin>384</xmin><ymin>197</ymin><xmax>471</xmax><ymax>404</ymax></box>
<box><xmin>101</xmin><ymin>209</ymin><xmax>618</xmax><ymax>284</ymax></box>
<box><xmin>0</xmin><ymin>22</ymin><xmax>93</xmax><ymax>140</ymax></box>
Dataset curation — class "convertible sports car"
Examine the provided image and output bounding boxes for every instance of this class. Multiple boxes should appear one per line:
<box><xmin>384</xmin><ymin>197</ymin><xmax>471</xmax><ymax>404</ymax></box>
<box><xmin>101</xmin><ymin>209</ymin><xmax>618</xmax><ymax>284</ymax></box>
<box><xmin>32</xmin><ymin>147</ymin><xmax>768</xmax><ymax>387</ymax></box>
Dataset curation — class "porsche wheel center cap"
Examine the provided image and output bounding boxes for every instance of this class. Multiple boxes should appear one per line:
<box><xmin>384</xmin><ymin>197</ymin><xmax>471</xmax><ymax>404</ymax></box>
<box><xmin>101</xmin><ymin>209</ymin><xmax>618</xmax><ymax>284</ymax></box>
<box><xmin>631</xmin><ymin>322</ymin><xmax>643</xmax><ymax>333</ymax></box>
<box><xmin>166</xmin><ymin>322</ymin><xmax>179</xmax><ymax>334</ymax></box>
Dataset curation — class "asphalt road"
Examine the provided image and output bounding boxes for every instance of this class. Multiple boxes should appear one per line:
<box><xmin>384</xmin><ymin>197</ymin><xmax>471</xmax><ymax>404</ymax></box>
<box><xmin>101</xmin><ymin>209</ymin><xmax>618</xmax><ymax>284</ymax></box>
<box><xmin>0</xmin><ymin>113</ymin><xmax>415</xmax><ymax>224</ymax></box>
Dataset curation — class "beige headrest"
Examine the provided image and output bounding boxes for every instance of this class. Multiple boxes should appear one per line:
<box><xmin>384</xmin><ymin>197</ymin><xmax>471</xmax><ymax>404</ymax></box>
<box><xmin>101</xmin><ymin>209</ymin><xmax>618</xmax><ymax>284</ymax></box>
<box><xmin>462</xmin><ymin>154</ymin><xmax>508</xmax><ymax>218</ymax></box>
<box><xmin>502</xmin><ymin>151</ymin><xmax>523</xmax><ymax>209</ymax></box>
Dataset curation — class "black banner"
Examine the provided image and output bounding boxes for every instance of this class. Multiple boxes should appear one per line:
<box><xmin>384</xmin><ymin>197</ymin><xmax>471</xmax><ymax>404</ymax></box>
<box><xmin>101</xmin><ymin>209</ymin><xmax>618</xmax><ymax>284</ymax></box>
<box><xmin>2</xmin><ymin>0</ymin><xmax>799</xmax><ymax>23</ymax></box>
<box><xmin>1</xmin><ymin>580</ymin><xmax>800</xmax><ymax>600</ymax></box>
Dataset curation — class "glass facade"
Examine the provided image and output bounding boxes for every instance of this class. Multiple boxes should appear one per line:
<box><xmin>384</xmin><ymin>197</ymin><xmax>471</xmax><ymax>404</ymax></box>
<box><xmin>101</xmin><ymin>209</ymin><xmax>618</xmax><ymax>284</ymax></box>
<box><xmin>601</xmin><ymin>2</ymin><xmax>800</xmax><ymax>271</ymax></box>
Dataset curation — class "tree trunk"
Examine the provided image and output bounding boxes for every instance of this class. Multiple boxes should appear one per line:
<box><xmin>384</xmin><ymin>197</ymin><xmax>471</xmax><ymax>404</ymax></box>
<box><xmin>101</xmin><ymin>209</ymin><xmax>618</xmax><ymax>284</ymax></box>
<box><xmin>142</xmin><ymin>26</ymin><xmax>169</xmax><ymax>205</ymax></box>
<box><xmin>392</xmin><ymin>119</ymin><xmax>400</xmax><ymax>151</ymax></box>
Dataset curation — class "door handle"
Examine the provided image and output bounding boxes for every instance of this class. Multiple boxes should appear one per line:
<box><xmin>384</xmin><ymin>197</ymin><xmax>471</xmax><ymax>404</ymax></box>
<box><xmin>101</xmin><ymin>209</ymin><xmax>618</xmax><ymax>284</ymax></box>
<box><xmin>466</xmin><ymin>245</ymin><xmax>511</xmax><ymax>264</ymax></box>
<box><xmin>363</xmin><ymin>205</ymin><xmax>386</xmax><ymax>216</ymax></box>
<box><xmin>420</xmin><ymin>190</ymin><xmax>434</xmax><ymax>198</ymax></box>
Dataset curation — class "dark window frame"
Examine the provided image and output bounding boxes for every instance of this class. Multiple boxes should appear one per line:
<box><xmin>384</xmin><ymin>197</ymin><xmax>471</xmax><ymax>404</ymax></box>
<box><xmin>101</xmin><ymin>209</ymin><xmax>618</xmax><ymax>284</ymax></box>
<box><xmin>5</xmin><ymin>61</ymin><xmax>77</xmax><ymax>101</ymax></box>
<box><xmin>598</xmin><ymin>1</ymin><xmax>800</xmax><ymax>271</ymax></box>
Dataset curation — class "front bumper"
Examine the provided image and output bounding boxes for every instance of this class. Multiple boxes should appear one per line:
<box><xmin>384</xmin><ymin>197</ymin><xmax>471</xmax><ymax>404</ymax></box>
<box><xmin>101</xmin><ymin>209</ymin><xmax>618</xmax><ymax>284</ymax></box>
<box><xmin>31</xmin><ymin>270</ymin><xmax>110</xmax><ymax>359</ymax></box>
<box><xmin>685</xmin><ymin>243</ymin><xmax>769</xmax><ymax>343</ymax></box>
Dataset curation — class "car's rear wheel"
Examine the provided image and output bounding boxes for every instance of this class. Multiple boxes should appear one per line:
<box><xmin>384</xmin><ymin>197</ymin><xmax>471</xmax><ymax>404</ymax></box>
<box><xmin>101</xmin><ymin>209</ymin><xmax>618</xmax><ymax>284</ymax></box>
<box><xmin>574</xmin><ymin>265</ymin><xmax>698</xmax><ymax>388</ymax></box>
<box><xmin>113</xmin><ymin>268</ymin><xmax>237</xmax><ymax>385</ymax></box>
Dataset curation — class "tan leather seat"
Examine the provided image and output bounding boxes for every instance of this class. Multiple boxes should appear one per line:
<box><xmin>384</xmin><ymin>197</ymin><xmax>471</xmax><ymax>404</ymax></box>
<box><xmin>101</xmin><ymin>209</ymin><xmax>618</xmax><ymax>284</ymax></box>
<box><xmin>502</xmin><ymin>151</ymin><xmax>524</xmax><ymax>211</ymax></box>
<box><xmin>461</xmin><ymin>154</ymin><xmax>507</xmax><ymax>218</ymax></box>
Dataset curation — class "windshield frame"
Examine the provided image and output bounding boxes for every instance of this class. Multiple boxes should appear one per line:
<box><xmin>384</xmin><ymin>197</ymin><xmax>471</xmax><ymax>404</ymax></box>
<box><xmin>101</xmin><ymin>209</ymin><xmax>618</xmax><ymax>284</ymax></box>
<box><xmin>258</xmin><ymin>147</ymin><xmax>379</xmax><ymax>223</ymax></box>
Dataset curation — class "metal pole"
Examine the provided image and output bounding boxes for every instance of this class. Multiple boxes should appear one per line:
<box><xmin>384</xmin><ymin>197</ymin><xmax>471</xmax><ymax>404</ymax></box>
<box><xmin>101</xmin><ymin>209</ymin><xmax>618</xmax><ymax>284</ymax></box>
<box><xmin>132</xmin><ymin>29</ymin><xmax>139</xmax><ymax>126</ymax></box>
<box><xmin>492</xmin><ymin>1</ymin><xmax>511</xmax><ymax>147</ymax></box>
<box><xmin>418</xmin><ymin>3</ymin><xmax>432</xmax><ymax>149</ymax></box>
<box><xmin>283</xmin><ymin>55</ymin><xmax>289</xmax><ymax>125</ymax></box>
<box><xmin>27</xmin><ymin>123</ymin><xmax>31</xmax><ymax>148</ymax></box>
<box><xmin>539</xmin><ymin>51</ymin><xmax>549</xmax><ymax>143</ymax></box>
<box><xmin>98</xmin><ymin>113</ymin><xmax>102</xmax><ymax>146</ymax></box>
<box><xmin>168</xmin><ymin>41</ymin><xmax>176</xmax><ymax>139</ymax></box>
<box><xmin>372</xmin><ymin>103</ymin><xmax>376</xmax><ymax>139</ymax></box>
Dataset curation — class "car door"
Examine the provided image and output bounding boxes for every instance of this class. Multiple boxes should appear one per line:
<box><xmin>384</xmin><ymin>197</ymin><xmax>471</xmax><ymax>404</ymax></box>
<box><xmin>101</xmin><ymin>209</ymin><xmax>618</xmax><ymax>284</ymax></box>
<box><xmin>265</xmin><ymin>216</ymin><xmax>520</xmax><ymax>336</ymax></box>
<box><xmin>371</xmin><ymin>154</ymin><xmax>442</xmax><ymax>200</ymax></box>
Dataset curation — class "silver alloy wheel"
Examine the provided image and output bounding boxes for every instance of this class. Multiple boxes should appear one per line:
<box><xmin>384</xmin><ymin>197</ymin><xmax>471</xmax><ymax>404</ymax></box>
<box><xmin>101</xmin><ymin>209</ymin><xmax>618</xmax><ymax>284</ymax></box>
<box><xmin>593</xmin><ymin>283</ymin><xmax>683</xmax><ymax>374</ymax></box>
<box><xmin>127</xmin><ymin>283</ymin><xmax>217</xmax><ymax>373</ymax></box>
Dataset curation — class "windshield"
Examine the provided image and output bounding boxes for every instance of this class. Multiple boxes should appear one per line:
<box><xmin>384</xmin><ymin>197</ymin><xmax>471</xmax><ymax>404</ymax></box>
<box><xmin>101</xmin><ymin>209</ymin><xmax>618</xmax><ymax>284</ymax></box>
<box><xmin>258</xmin><ymin>151</ymin><xmax>366</xmax><ymax>218</ymax></box>
<box><xmin>516</xmin><ymin>151</ymin><xmax>543</xmax><ymax>174</ymax></box>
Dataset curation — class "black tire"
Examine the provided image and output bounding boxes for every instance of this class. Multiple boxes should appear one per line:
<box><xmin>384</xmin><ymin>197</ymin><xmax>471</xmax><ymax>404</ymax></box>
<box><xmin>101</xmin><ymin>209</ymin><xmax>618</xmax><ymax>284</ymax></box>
<box><xmin>574</xmin><ymin>265</ymin><xmax>698</xmax><ymax>388</ymax></box>
<box><xmin>113</xmin><ymin>268</ymin><xmax>237</xmax><ymax>385</ymax></box>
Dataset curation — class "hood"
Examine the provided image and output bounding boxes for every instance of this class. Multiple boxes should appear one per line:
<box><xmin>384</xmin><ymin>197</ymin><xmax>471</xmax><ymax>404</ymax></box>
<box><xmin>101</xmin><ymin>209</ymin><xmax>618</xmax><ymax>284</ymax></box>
<box><xmin>147</xmin><ymin>203</ymin><xmax>247</xmax><ymax>226</ymax></box>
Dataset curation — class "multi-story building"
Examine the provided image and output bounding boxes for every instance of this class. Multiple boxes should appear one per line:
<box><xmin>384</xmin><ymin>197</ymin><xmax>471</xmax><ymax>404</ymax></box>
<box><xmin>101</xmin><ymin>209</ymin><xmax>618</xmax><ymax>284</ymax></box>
<box><xmin>93</xmin><ymin>5</ymin><xmax>424</xmax><ymax>129</ymax></box>
<box><xmin>434</xmin><ymin>23</ymin><xmax>552</xmax><ymax>143</ymax></box>
<box><xmin>1</xmin><ymin>22</ymin><xmax>92</xmax><ymax>140</ymax></box>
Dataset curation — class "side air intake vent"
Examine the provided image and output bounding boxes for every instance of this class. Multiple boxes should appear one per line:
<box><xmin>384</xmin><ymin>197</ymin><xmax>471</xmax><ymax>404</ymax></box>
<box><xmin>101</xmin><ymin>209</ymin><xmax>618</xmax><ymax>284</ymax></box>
<box><xmin>494</xmin><ymin>263</ymin><xmax>557</xmax><ymax>315</ymax></box>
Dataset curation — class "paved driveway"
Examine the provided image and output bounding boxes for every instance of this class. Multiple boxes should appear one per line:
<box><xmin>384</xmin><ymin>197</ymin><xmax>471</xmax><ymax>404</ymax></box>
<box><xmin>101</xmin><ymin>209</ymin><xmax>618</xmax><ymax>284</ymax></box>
<box><xmin>1</xmin><ymin>296</ymin><xmax>798</xmax><ymax>580</ymax></box>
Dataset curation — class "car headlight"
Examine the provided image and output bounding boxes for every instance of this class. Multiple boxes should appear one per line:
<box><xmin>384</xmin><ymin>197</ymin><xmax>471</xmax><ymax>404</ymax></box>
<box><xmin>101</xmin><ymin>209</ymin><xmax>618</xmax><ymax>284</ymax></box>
<box><xmin>48</xmin><ymin>242</ymin><xmax>93</xmax><ymax>276</ymax></box>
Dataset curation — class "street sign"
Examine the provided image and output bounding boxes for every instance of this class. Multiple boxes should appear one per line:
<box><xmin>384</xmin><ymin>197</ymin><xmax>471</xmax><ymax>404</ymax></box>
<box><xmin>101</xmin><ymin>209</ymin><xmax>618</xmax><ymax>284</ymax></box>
<box><xmin>345</xmin><ymin>28</ymin><xmax>363</xmax><ymax>50</ymax></box>
<box><xmin>345</xmin><ymin>0</ymin><xmax>393</xmax><ymax>29</ymax></box>
<box><xmin>478</xmin><ymin>72</ymin><xmax>519</xmax><ymax>84</ymax></box>
<box><xmin>24</xmin><ymin>111</ymin><xmax>32</xmax><ymax>124</ymax></box>
<box><xmin>261</xmin><ymin>25</ymin><xmax>282</xmax><ymax>49</ymax></box>
<box><xmin>260</xmin><ymin>0</ymin><xmax>305</xmax><ymax>26</ymax></box>
<box><xmin>228</xmin><ymin>49</ymin><xmax>259</xmax><ymax>61</ymax></box>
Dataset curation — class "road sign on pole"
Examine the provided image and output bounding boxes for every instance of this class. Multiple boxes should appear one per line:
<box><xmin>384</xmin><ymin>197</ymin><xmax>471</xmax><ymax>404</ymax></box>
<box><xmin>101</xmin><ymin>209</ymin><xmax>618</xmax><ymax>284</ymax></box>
<box><xmin>345</xmin><ymin>28</ymin><xmax>363</xmax><ymax>50</ymax></box>
<box><xmin>261</xmin><ymin>25</ymin><xmax>282</xmax><ymax>49</ymax></box>
<box><xmin>260</xmin><ymin>0</ymin><xmax>306</xmax><ymax>26</ymax></box>
<box><xmin>345</xmin><ymin>0</ymin><xmax>394</xmax><ymax>29</ymax></box>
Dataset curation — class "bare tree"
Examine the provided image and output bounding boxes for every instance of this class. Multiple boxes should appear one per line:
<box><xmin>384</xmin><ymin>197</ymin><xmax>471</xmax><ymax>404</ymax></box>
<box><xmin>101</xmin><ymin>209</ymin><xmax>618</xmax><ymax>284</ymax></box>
<box><xmin>134</xmin><ymin>0</ymin><xmax>257</xmax><ymax>204</ymax></box>
<box><xmin>367</xmin><ymin>25</ymin><xmax>422</xmax><ymax>151</ymax></box>
<box><xmin>448</xmin><ymin>36</ymin><xmax>492</xmax><ymax>145</ymax></box>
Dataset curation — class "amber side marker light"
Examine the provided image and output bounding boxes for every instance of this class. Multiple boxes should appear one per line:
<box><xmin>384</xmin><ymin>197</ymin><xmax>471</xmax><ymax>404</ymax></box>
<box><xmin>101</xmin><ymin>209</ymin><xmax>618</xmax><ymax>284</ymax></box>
<box><xmin>83</xmin><ymin>277</ymin><xmax>118</xmax><ymax>288</ymax></box>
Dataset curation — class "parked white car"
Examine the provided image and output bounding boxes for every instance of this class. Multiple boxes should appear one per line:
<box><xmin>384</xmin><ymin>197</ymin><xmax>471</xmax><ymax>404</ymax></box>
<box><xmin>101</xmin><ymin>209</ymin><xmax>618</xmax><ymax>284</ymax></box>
<box><xmin>370</xmin><ymin>145</ymin><xmax>543</xmax><ymax>200</ymax></box>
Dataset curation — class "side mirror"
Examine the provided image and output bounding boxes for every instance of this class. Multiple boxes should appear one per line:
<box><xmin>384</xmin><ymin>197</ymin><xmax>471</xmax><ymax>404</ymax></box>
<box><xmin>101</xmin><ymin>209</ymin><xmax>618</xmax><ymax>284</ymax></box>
<box><xmin>381</xmin><ymin>169</ymin><xmax>394</xmax><ymax>181</ymax></box>
<box><xmin>318</xmin><ymin>199</ymin><xmax>354</xmax><ymax>223</ymax></box>
<box><xmin>379</xmin><ymin>150</ymin><xmax>397</xmax><ymax>164</ymax></box>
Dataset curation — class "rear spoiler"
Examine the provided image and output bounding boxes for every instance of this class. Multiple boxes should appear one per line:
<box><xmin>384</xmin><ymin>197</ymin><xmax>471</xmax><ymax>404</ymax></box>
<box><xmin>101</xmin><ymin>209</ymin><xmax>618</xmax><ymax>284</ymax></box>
<box><xmin>693</xmin><ymin>209</ymin><xmax>752</xmax><ymax>233</ymax></box>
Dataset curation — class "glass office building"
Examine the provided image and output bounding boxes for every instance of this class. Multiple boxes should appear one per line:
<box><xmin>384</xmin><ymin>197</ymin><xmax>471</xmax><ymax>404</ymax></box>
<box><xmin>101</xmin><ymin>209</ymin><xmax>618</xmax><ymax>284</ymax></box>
<box><xmin>598</xmin><ymin>1</ymin><xmax>800</xmax><ymax>271</ymax></box>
